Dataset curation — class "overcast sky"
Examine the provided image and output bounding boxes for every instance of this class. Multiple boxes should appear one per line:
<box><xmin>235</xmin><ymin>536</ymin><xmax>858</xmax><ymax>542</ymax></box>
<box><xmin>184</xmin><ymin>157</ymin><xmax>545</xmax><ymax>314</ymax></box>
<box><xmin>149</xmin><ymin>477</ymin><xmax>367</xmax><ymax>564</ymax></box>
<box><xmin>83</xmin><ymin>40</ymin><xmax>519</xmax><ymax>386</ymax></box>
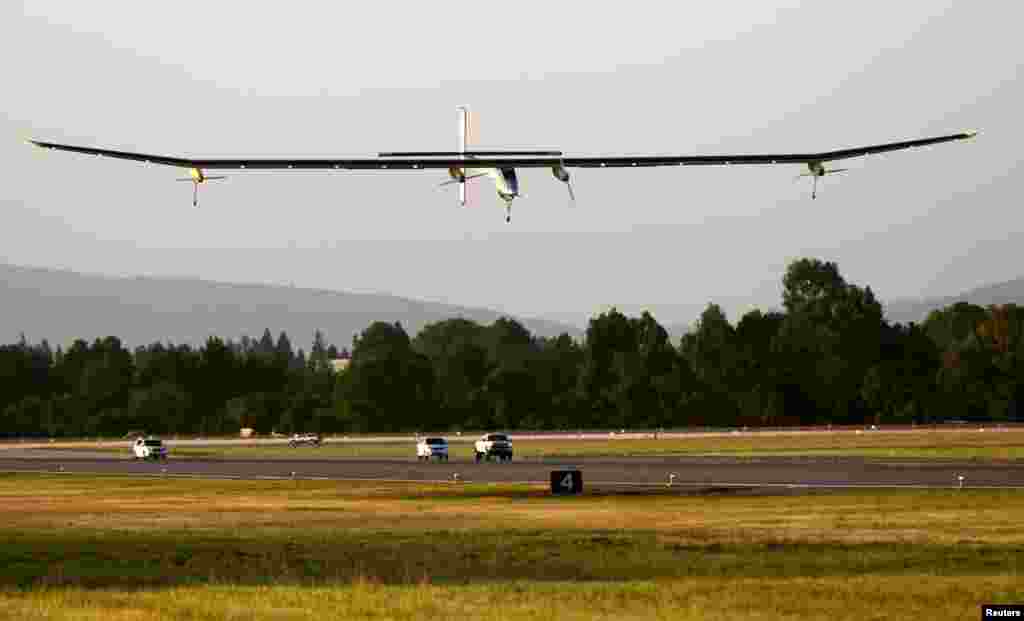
<box><xmin>2</xmin><ymin>1</ymin><xmax>1021</xmax><ymax>328</ymax></box>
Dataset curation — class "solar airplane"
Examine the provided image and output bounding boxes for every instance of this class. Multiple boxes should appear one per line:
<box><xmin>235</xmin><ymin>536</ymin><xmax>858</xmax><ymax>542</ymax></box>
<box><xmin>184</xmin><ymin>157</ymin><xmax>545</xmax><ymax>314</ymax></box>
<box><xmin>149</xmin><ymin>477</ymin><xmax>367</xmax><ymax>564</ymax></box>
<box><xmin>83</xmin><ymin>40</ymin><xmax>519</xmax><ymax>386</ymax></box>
<box><xmin>27</xmin><ymin>106</ymin><xmax>977</xmax><ymax>222</ymax></box>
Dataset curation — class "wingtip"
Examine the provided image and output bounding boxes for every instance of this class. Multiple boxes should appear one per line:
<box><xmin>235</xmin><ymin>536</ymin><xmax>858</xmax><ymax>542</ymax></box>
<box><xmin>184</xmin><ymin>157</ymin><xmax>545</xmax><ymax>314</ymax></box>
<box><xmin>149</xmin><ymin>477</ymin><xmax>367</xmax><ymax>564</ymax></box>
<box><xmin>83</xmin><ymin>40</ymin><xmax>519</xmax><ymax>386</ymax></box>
<box><xmin>965</xmin><ymin>130</ymin><xmax>980</xmax><ymax>139</ymax></box>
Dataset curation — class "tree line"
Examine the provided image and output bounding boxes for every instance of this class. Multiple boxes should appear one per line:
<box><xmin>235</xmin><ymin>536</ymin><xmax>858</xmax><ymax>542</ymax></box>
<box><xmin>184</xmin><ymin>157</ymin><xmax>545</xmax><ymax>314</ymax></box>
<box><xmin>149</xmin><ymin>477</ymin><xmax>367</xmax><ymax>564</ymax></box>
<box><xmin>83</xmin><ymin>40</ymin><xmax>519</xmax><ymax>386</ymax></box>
<box><xmin>2</xmin><ymin>258</ymin><xmax>1022</xmax><ymax>436</ymax></box>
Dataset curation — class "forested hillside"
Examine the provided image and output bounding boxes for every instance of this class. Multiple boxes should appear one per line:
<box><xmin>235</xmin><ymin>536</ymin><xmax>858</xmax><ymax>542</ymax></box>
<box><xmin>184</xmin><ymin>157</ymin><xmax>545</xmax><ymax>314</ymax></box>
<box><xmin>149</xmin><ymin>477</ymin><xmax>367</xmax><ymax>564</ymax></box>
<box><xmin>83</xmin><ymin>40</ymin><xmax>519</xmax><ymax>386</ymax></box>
<box><xmin>1</xmin><ymin>263</ymin><xmax>580</xmax><ymax>348</ymax></box>
<box><xmin>3</xmin><ymin>258</ymin><xmax>1021</xmax><ymax>436</ymax></box>
<box><xmin>885</xmin><ymin>277</ymin><xmax>1024</xmax><ymax>324</ymax></box>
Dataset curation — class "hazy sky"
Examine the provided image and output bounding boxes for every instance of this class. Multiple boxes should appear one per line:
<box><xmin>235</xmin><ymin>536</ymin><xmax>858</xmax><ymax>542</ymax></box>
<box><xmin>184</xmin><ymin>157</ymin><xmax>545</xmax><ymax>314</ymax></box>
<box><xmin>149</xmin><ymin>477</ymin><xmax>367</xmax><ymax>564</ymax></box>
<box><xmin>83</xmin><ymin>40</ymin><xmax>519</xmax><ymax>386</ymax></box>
<box><xmin>3</xmin><ymin>1</ymin><xmax>1021</xmax><ymax>328</ymax></box>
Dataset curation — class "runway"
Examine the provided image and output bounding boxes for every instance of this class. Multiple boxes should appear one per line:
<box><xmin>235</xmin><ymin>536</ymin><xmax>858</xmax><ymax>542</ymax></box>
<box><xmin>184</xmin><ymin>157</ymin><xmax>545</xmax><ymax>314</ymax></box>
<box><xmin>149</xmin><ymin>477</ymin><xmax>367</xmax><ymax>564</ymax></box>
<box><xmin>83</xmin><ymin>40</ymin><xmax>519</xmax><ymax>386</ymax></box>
<box><xmin>2</xmin><ymin>453</ymin><xmax>1023</xmax><ymax>490</ymax></box>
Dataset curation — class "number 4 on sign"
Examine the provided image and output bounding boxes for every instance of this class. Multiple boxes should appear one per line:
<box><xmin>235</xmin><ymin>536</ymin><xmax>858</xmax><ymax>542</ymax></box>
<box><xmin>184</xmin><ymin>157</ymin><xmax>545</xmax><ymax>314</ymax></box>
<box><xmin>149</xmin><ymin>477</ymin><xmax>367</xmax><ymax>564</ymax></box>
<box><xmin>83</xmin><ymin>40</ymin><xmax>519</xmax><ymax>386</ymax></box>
<box><xmin>550</xmin><ymin>470</ymin><xmax>582</xmax><ymax>495</ymax></box>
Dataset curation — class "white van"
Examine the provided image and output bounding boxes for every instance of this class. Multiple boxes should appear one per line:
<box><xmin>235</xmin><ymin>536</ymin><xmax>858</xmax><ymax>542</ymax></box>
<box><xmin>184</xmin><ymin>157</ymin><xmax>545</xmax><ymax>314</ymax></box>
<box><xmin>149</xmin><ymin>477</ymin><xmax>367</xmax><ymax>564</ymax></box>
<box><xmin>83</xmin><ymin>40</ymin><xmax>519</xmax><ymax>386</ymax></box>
<box><xmin>133</xmin><ymin>437</ymin><xmax>168</xmax><ymax>461</ymax></box>
<box><xmin>416</xmin><ymin>437</ymin><xmax>449</xmax><ymax>461</ymax></box>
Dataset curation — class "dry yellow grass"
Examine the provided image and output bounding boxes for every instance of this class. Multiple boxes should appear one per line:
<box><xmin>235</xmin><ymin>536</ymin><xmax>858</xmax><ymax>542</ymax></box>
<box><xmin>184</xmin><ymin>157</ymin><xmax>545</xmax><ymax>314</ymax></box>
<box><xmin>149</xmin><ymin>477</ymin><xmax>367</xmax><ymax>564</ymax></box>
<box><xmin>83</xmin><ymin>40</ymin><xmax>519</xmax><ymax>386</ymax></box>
<box><xmin>1</xmin><ymin>475</ymin><xmax>1020</xmax><ymax>545</ymax></box>
<box><xmin>0</xmin><ymin>474</ymin><xmax>1021</xmax><ymax>619</ymax></box>
<box><xmin>1</xmin><ymin>576</ymin><xmax>1021</xmax><ymax>621</ymax></box>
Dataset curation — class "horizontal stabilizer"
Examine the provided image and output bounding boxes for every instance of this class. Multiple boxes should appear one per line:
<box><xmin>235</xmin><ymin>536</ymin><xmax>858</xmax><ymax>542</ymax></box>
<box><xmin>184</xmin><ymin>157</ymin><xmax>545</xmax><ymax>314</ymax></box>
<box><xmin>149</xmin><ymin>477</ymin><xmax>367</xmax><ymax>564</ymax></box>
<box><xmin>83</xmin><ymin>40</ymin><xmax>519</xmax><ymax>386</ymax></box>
<box><xmin>380</xmin><ymin>150</ymin><xmax>563</xmax><ymax>157</ymax></box>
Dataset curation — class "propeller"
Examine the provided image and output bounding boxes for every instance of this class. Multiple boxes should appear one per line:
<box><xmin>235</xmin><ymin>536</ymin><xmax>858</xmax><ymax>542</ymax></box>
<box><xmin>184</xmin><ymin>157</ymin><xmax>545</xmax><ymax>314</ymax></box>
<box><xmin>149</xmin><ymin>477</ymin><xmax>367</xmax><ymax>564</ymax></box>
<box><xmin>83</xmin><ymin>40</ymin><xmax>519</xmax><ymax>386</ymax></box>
<box><xmin>439</xmin><ymin>172</ymin><xmax>488</xmax><ymax>209</ymax></box>
<box><xmin>551</xmin><ymin>164</ymin><xmax>576</xmax><ymax>206</ymax></box>
<box><xmin>176</xmin><ymin>173</ymin><xmax>227</xmax><ymax>207</ymax></box>
<box><xmin>437</xmin><ymin>172</ymin><xmax>487</xmax><ymax>188</ymax></box>
<box><xmin>796</xmin><ymin>165</ymin><xmax>849</xmax><ymax>199</ymax></box>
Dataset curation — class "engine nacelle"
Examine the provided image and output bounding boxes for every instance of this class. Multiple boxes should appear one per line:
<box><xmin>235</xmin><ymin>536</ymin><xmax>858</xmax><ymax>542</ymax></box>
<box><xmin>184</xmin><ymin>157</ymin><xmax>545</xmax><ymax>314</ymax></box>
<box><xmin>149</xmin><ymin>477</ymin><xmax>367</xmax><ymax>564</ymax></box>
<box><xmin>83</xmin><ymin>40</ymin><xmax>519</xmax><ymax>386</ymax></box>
<box><xmin>551</xmin><ymin>164</ymin><xmax>571</xmax><ymax>183</ymax></box>
<box><xmin>807</xmin><ymin>162</ymin><xmax>826</xmax><ymax>177</ymax></box>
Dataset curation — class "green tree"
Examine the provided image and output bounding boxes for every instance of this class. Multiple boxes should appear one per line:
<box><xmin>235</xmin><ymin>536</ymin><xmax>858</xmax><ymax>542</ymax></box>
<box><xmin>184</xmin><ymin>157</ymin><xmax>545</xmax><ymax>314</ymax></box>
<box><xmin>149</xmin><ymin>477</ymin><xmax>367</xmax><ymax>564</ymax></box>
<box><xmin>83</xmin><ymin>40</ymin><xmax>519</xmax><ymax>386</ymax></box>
<box><xmin>680</xmin><ymin>304</ymin><xmax>741</xmax><ymax>426</ymax></box>
<box><xmin>130</xmin><ymin>382</ymin><xmax>191</xmax><ymax>434</ymax></box>
<box><xmin>338</xmin><ymin>322</ymin><xmax>435</xmax><ymax>432</ymax></box>
<box><xmin>413</xmin><ymin>319</ymin><xmax>490</xmax><ymax>428</ymax></box>
<box><xmin>579</xmin><ymin>310</ymin><xmax>686</xmax><ymax>429</ymax></box>
<box><xmin>310</xmin><ymin>329</ymin><xmax>329</xmax><ymax>371</ymax></box>
<box><xmin>275</xmin><ymin>331</ymin><xmax>293</xmax><ymax>361</ymax></box>
<box><xmin>257</xmin><ymin>329</ymin><xmax>275</xmax><ymax>355</ymax></box>
<box><xmin>773</xmin><ymin>258</ymin><xmax>884</xmax><ymax>424</ymax></box>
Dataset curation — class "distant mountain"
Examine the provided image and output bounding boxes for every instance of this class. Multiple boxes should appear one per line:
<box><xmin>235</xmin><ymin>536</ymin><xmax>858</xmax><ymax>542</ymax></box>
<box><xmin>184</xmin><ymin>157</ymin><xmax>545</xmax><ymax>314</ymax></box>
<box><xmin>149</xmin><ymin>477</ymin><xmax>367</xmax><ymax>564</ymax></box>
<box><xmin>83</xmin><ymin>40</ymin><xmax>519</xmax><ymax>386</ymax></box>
<box><xmin>885</xmin><ymin>278</ymin><xmax>1024</xmax><ymax>325</ymax></box>
<box><xmin>1</xmin><ymin>263</ymin><xmax>582</xmax><ymax>350</ymax></box>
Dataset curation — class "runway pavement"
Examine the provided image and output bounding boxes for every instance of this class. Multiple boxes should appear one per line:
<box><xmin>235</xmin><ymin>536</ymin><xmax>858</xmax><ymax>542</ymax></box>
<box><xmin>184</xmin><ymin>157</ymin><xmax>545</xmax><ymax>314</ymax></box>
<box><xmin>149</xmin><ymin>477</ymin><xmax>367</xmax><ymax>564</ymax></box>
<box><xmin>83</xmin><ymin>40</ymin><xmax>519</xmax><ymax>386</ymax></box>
<box><xmin>1</xmin><ymin>453</ymin><xmax>1023</xmax><ymax>490</ymax></box>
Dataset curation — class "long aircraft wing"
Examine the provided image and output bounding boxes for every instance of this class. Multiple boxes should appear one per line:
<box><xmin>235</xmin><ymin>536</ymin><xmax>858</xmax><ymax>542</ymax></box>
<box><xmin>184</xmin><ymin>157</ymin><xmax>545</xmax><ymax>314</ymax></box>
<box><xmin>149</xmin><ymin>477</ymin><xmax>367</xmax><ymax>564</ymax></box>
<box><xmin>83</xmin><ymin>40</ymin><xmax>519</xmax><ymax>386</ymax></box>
<box><xmin>27</xmin><ymin>132</ymin><xmax>976</xmax><ymax>170</ymax></box>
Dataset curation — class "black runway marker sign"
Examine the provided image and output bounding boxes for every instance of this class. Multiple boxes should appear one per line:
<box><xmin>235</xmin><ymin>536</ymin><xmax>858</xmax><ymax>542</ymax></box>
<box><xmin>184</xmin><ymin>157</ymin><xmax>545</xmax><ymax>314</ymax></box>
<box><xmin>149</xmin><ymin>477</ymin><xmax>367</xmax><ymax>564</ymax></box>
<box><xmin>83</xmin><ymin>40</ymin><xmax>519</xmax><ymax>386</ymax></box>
<box><xmin>982</xmin><ymin>605</ymin><xmax>1024</xmax><ymax>619</ymax></box>
<box><xmin>550</xmin><ymin>470</ymin><xmax>582</xmax><ymax>495</ymax></box>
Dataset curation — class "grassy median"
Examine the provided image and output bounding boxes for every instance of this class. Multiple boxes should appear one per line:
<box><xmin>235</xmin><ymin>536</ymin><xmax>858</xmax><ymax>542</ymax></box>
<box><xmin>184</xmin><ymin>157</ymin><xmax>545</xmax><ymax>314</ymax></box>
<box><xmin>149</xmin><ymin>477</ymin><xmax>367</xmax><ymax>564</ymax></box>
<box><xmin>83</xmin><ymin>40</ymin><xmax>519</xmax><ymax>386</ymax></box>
<box><xmin>27</xmin><ymin>427</ymin><xmax>1024</xmax><ymax>461</ymax></box>
<box><xmin>0</xmin><ymin>473</ymin><xmax>1021</xmax><ymax>619</ymax></box>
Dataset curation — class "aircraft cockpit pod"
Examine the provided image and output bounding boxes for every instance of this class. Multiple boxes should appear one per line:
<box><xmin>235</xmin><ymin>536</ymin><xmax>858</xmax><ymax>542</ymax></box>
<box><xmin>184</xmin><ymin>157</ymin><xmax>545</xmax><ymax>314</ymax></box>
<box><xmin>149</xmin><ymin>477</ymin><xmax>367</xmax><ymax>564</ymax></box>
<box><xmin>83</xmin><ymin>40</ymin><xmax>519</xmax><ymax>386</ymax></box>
<box><xmin>551</xmin><ymin>164</ymin><xmax>570</xmax><ymax>183</ymax></box>
<box><xmin>799</xmin><ymin>161</ymin><xmax>848</xmax><ymax>199</ymax></box>
<box><xmin>499</xmin><ymin>168</ymin><xmax>519</xmax><ymax>194</ymax></box>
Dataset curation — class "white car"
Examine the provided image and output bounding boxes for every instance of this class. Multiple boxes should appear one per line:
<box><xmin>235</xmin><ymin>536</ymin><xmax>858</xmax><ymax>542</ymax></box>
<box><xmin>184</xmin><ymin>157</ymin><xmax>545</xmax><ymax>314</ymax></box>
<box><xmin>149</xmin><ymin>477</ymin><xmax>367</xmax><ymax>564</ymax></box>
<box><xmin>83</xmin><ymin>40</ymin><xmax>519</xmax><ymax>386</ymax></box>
<box><xmin>416</xmin><ymin>437</ymin><xmax>449</xmax><ymax>461</ymax></box>
<box><xmin>289</xmin><ymin>433</ymin><xmax>322</xmax><ymax>447</ymax></box>
<box><xmin>133</xmin><ymin>437</ymin><xmax>168</xmax><ymax>461</ymax></box>
<box><xmin>474</xmin><ymin>433</ymin><xmax>513</xmax><ymax>462</ymax></box>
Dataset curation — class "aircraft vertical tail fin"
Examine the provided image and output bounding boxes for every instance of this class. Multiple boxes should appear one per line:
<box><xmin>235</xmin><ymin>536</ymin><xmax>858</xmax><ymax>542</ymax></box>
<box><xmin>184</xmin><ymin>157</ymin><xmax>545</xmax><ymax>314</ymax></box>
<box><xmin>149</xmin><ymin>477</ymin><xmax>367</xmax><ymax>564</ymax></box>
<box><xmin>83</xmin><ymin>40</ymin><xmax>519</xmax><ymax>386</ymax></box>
<box><xmin>457</xmin><ymin>105</ymin><xmax>469</xmax><ymax>155</ymax></box>
<box><xmin>457</xmin><ymin>105</ymin><xmax>470</xmax><ymax>206</ymax></box>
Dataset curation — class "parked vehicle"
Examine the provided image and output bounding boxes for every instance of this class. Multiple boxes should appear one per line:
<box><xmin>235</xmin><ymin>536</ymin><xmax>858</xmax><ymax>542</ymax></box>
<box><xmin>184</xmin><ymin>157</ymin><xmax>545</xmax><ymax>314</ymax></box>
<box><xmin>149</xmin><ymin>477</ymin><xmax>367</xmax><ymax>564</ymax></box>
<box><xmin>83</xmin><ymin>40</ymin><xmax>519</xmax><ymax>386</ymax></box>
<box><xmin>133</xmin><ymin>437</ymin><xmax>168</xmax><ymax>461</ymax></box>
<box><xmin>474</xmin><ymin>433</ymin><xmax>513</xmax><ymax>462</ymax></box>
<box><xmin>417</xmin><ymin>437</ymin><xmax>449</xmax><ymax>461</ymax></box>
<box><xmin>289</xmin><ymin>433</ymin><xmax>322</xmax><ymax>448</ymax></box>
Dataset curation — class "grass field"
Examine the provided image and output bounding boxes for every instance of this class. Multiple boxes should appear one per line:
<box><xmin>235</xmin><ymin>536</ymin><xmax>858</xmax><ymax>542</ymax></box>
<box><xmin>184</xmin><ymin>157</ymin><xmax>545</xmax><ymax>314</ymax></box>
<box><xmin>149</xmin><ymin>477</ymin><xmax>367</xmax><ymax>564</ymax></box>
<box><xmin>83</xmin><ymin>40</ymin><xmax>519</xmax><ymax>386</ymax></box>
<box><xmin>47</xmin><ymin>427</ymin><xmax>1024</xmax><ymax>460</ymax></box>
<box><xmin>0</xmin><ymin>473</ymin><xmax>1021</xmax><ymax>619</ymax></box>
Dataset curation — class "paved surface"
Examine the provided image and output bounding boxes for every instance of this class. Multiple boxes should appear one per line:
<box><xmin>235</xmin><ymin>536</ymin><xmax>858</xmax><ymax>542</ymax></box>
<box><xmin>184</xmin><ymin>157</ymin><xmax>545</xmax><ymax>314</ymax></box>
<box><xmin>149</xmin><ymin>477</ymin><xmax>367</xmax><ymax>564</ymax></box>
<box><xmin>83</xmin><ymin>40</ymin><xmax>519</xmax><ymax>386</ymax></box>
<box><xmin>2</xmin><ymin>454</ymin><xmax>1023</xmax><ymax>489</ymax></box>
